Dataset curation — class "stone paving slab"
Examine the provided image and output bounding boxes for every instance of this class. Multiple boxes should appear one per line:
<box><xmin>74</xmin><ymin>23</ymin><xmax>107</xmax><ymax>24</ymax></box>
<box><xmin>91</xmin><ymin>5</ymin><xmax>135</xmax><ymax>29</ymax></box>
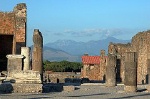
<box><xmin>0</xmin><ymin>85</ymin><xmax>150</xmax><ymax>99</ymax></box>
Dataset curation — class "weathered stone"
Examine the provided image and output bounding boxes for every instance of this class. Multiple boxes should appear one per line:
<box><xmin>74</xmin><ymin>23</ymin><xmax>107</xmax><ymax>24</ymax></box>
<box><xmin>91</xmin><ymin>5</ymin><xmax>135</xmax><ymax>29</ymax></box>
<box><xmin>6</xmin><ymin>70</ymin><xmax>42</xmax><ymax>84</ymax></box>
<box><xmin>6</xmin><ymin>54</ymin><xmax>24</xmax><ymax>72</ymax></box>
<box><xmin>106</xmin><ymin>54</ymin><xmax>116</xmax><ymax>87</ymax></box>
<box><xmin>99</xmin><ymin>50</ymin><xmax>107</xmax><ymax>81</ymax></box>
<box><xmin>32</xmin><ymin>29</ymin><xmax>43</xmax><ymax>74</ymax></box>
<box><xmin>12</xmin><ymin>84</ymin><xmax>42</xmax><ymax>93</ymax></box>
<box><xmin>63</xmin><ymin>85</ymin><xmax>75</xmax><ymax>92</ymax></box>
<box><xmin>21</xmin><ymin>47</ymin><xmax>30</xmax><ymax>71</ymax></box>
<box><xmin>107</xmin><ymin>30</ymin><xmax>150</xmax><ymax>84</ymax></box>
<box><xmin>0</xmin><ymin>3</ymin><xmax>26</xmax><ymax>71</ymax></box>
<box><xmin>0</xmin><ymin>83</ymin><xmax>13</xmax><ymax>93</ymax></box>
<box><xmin>124</xmin><ymin>52</ymin><xmax>137</xmax><ymax>92</ymax></box>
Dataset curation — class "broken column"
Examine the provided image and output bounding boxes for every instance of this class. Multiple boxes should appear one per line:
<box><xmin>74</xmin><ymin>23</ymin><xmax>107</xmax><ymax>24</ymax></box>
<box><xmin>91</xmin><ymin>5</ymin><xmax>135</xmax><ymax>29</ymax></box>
<box><xmin>32</xmin><ymin>29</ymin><xmax>43</xmax><ymax>78</ymax></box>
<box><xmin>124</xmin><ymin>52</ymin><xmax>137</xmax><ymax>92</ymax></box>
<box><xmin>106</xmin><ymin>54</ymin><xmax>116</xmax><ymax>87</ymax></box>
<box><xmin>21</xmin><ymin>47</ymin><xmax>30</xmax><ymax>71</ymax></box>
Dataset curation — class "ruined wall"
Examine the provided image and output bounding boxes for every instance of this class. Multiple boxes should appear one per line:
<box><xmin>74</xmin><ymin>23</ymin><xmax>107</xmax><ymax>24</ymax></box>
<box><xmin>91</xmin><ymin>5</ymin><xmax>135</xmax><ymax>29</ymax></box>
<box><xmin>108</xmin><ymin>43</ymin><xmax>131</xmax><ymax>82</ymax></box>
<box><xmin>0</xmin><ymin>3</ymin><xmax>26</xmax><ymax>54</ymax></box>
<box><xmin>131</xmin><ymin>30</ymin><xmax>150</xmax><ymax>84</ymax></box>
<box><xmin>108</xmin><ymin>30</ymin><xmax>150</xmax><ymax>84</ymax></box>
<box><xmin>0</xmin><ymin>12</ymin><xmax>15</xmax><ymax>35</ymax></box>
<box><xmin>81</xmin><ymin>64</ymin><xmax>100</xmax><ymax>80</ymax></box>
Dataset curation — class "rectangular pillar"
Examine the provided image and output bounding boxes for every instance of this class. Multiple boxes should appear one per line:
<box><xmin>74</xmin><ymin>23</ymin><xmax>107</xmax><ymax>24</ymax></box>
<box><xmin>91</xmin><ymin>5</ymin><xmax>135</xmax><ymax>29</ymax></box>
<box><xmin>106</xmin><ymin>54</ymin><xmax>116</xmax><ymax>87</ymax></box>
<box><xmin>124</xmin><ymin>52</ymin><xmax>137</xmax><ymax>92</ymax></box>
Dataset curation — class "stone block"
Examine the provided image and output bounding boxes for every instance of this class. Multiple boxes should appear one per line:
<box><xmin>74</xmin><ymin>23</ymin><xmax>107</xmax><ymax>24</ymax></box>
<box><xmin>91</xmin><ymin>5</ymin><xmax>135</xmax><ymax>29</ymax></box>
<box><xmin>0</xmin><ymin>83</ymin><xmax>13</xmax><ymax>93</ymax></box>
<box><xmin>63</xmin><ymin>85</ymin><xmax>75</xmax><ymax>92</ymax></box>
<box><xmin>12</xmin><ymin>84</ymin><xmax>42</xmax><ymax>93</ymax></box>
<box><xmin>43</xmin><ymin>84</ymin><xmax>63</xmax><ymax>92</ymax></box>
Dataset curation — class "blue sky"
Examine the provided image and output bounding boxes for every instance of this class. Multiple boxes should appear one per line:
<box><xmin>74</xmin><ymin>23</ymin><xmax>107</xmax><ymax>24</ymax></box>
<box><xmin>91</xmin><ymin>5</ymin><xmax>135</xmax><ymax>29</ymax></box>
<box><xmin>0</xmin><ymin>0</ymin><xmax>150</xmax><ymax>46</ymax></box>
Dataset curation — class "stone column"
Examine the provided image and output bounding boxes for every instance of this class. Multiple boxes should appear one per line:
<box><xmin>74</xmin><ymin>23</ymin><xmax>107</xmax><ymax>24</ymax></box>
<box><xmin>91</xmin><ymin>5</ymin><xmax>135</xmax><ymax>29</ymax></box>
<box><xmin>32</xmin><ymin>29</ymin><xmax>43</xmax><ymax>74</ymax></box>
<box><xmin>124</xmin><ymin>52</ymin><xmax>137</xmax><ymax>92</ymax></box>
<box><xmin>6</xmin><ymin>55</ymin><xmax>24</xmax><ymax>72</ymax></box>
<box><xmin>106</xmin><ymin>54</ymin><xmax>116</xmax><ymax>87</ymax></box>
<box><xmin>99</xmin><ymin>50</ymin><xmax>106</xmax><ymax>81</ymax></box>
<box><xmin>21</xmin><ymin>47</ymin><xmax>30</xmax><ymax>71</ymax></box>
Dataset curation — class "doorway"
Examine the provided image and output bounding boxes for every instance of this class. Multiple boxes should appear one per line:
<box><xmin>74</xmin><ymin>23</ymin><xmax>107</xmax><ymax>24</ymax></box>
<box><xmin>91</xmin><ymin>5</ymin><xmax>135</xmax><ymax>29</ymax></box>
<box><xmin>0</xmin><ymin>35</ymin><xmax>13</xmax><ymax>71</ymax></box>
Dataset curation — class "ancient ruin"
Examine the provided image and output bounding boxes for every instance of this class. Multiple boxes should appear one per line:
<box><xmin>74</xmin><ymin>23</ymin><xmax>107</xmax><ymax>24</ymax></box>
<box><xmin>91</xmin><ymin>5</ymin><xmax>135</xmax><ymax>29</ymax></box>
<box><xmin>108</xmin><ymin>30</ymin><xmax>150</xmax><ymax>84</ymax></box>
<box><xmin>0</xmin><ymin>3</ymin><xmax>43</xmax><ymax>93</ymax></box>
<box><xmin>106</xmin><ymin>54</ymin><xmax>116</xmax><ymax>87</ymax></box>
<box><xmin>0</xmin><ymin>3</ymin><xmax>26</xmax><ymax>71</ymax></box>
<box><xmin>124</xmin><ymin>52</ymin><xmax>137</xmax><ymax>92</ymax></box>
<box><xmin>81</xmin><ymin>50</ymin><xmax>107</xmax><ymax>81</ymax></box>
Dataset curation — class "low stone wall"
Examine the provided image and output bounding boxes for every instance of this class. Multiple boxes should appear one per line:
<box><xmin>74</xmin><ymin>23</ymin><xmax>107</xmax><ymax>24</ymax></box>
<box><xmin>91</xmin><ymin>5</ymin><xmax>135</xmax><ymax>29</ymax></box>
<box><xmin>44</xmin><ymin>72</ymin><xmax>80</xmax><ymax>83</ymax></box>
<box><xmin>6</xmin><ymin>70</ymin><xmax>42</xmax><ymax>84</ymax></box>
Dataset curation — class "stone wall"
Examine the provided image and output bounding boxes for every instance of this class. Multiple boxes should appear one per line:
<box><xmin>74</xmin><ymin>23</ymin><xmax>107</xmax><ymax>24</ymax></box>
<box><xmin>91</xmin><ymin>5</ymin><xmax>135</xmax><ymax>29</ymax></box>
<box><xmin>0</xmin><ymin>3</ymin><xmax>26</xmax><ymax>54</ymax></box>
<box><xmin>108</xmin><ymin>30</ymin><xmax>150</xmax><ymax>84</ymax></box>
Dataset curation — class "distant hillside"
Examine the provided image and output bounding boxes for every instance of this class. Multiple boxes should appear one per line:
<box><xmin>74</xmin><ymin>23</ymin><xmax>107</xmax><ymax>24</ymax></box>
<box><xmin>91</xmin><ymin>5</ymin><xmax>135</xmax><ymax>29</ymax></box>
<box><xmin>45</xmin><ymin>37</ymin><xmax>131</xmax><ymax>56</ymax></box>
<box><xmin>43</xmin><ymin>46</ymin><xmax>80</xmax><ymax>62</ymax></box>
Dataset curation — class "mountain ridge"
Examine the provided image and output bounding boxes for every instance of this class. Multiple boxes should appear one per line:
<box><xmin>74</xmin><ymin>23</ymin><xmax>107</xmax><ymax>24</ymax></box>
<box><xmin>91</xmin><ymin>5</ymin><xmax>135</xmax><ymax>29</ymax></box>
<box><xmin>45</xmin><ymin>37</ymin><xmax>131</xmax><ymax>56</ymax></box>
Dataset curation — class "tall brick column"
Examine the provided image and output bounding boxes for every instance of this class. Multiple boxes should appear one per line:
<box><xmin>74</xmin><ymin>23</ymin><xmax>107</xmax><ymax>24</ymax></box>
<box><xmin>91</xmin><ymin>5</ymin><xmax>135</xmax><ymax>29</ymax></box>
<box><xmin>106</xmin><ymin>54</ymin><xmax>116</xmax><ymax>87</ymax></box>
<box><xmin>124</xmin><ymin>52</ymin><xmax>137</xmax><ymax>92</ymax></box>
<box><xmin>32</xmin><ymin>29</ymin><xmax>43</xmax><ymax>75</ymax></box>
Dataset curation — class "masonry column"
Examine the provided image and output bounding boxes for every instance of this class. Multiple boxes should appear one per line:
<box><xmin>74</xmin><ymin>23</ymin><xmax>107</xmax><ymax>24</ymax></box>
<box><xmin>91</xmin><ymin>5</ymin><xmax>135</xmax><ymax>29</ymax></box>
<box><xmin>106</xmin><ymin>54</ymin><xmax>116</xmax><ymax>87</ymax></box>
<box><xmin>32</xmin><ymin>29</ymin><xmax>43</xmax><ymax>75</ymax></box>
<box><xmin>21</xmin><ymin>47</ymin><xmax>30</xmax><ymax>71</ymax></box>
<box><xmin>99</xmin><ymin>50</ymin><xmax>106</xmax><ymax>81</ymax></box>
<box><xmin>124</xmin><ymin>52</ymin><xmax>137</xmax><ymax>92</ymax></box>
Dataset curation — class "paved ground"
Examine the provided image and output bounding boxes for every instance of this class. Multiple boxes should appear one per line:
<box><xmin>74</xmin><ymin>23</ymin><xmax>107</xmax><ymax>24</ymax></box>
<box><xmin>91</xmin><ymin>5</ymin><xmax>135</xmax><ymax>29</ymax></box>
<box><xmin>0</xmin><ymin>84</ymin><xmax>150</xmax><ymax>99</ymax></box>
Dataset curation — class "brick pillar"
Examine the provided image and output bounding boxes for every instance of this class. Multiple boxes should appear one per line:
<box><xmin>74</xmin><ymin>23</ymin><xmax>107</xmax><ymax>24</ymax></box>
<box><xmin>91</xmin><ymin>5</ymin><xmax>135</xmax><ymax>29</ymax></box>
<box><xmin>13</xmin><ymin>3</ymin><xmax>27</xmax><ymax>54</ymax></box>
<box><xmin>21</xmin><ymin>47</ymin><xmax>30</xmax><ymax>71</ymax></box>
<box><xmin>124</xmin><ymin>52</ymin><xmax>137</xmax><ymax>92</ymax></box>
<box><xmin>32</xmin><ymin>29</ymin><xmax>43</xmax><ymax>75</ymax></box>
<box><xmin>106</xmin><ymin>54</ymin><xmax>116</xmax><ymax>87</ymax></box>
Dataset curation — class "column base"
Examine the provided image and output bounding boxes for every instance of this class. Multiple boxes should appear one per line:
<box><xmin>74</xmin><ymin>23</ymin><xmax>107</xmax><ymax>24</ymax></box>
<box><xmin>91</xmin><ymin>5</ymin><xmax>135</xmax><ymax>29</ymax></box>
<box><xmin>124</xmin><ymin>85</ymin><xmax>137</xmax><ymax>92</ymax></box>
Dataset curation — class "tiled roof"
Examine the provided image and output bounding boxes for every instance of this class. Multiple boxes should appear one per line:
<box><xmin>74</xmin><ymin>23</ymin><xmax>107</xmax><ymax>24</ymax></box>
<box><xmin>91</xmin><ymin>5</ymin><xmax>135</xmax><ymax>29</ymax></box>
<box><xmin>81</xmin><ymin>56</ymin><xmax>100</xmax><ymax>64</ymax></box>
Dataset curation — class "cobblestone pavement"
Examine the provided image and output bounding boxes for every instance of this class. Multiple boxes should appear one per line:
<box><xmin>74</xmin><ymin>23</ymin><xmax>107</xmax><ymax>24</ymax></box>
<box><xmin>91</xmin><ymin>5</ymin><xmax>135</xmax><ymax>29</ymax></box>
<box><xmin>0</xmin><ymin>84</ymin><xmax>150</xmax><ymax>99</ymax></box>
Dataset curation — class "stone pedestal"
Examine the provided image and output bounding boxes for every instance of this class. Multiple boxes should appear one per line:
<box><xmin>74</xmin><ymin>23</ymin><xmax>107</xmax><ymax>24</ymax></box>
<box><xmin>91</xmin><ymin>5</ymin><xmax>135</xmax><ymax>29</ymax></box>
<box><xmin>106</xmin><ymin>54</ymin><xmax>116</xmax><ymax>87</ymax></box>
<box><xmin>6</xmin><ymin>55</ymin><xmax>24</xmax><ymax>72</ymax></box>
<box><xmin>21</xmin><ymin>47</ymin><xmax>30</xmax><ymax>71</ymax></box>
<box><xmin>12</xmin><ymin>84</ymin><xmax>42</xmax><ymax>93</ymax></box>
<box><xmin>124</xmin><ymin>52</ymin><xmax>137</xmax><ymax>92</ymax></box>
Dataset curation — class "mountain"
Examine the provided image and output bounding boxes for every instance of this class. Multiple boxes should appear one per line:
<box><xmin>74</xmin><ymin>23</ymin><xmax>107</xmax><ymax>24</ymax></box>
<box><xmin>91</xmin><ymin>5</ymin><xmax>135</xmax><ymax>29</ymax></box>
<box><xmin>30</xmin><ymin>46</ymin><xmax>80</xmax><ymax>62</ymax></box>
<box><xmin>43</xmin><ymin>46</ymin><xmax>80</xmax><ymax>62</ymax></box>
<box><xmin>45</xmin><ymin>37</ymin><xmax>131</xmax><ymax>56</ymax></box>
